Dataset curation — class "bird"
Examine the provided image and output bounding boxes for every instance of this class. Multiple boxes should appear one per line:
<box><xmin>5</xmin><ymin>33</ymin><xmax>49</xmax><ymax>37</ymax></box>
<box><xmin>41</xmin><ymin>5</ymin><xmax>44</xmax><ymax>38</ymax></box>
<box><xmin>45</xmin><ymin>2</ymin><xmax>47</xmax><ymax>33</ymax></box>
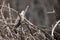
<box><xmin>15</xmin><ymin>6</ymin><xmax>29</xmax><ymax>28</ymax></box>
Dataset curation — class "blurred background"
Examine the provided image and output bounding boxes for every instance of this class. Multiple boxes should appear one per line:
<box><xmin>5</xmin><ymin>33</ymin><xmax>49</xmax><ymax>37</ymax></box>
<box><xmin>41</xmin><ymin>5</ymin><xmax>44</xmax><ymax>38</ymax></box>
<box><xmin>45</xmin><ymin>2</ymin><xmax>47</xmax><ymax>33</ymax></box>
<box><xmin>0</xmin><ymin>0</ymin><xmax>60</xmax><ymax>27</ymax></box>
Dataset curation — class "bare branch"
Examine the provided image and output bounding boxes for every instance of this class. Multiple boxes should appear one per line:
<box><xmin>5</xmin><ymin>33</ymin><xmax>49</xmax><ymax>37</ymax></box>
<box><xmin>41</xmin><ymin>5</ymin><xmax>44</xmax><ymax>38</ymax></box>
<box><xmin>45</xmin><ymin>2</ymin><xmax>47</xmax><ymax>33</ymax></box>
<box><xmin>8</xmin><ymin>3</ymin><xmax>12</xmax><ymax>25</ymax></box>
<box><xmin>1</xmin><ymin>1</ymin><xmax>7</xmax><ymax>24</ymax></box>
<box><xmin>51</xmin><ymin>20</ymin><xmax>60</xmax><ymax>37</ymax></box>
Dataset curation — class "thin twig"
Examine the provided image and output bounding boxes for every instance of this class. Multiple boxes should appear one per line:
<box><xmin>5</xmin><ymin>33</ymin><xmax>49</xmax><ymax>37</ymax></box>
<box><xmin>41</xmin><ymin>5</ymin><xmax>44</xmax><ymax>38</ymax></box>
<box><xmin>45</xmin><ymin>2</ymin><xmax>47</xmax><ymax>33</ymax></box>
<box><xmin>0</xmin><ymin>5</ymin><xmax>18</xmax><ymax>13</ymax></box>
<box><xmin>8</xmin><ymin>3</ymin><xmax>12</xmax><ymax>25</ymax></box>
<box><xmin>51</xmin><ymin>20</ymin><xmax>60</xmax><ymax>37</ymax></box>
<box><xmin>25</xmin><ymin>37</ymin><xmax>29</xmax><ymax>40</ymax></box>
<box><xmin>29</xmin><ymin>34</ymin><xmax>36</xmax><ymax>40</ymax></box>
<box><xmin>1</xmin><ymin>1</ymin><xmax>7</xmax><ymax>24</ymax></box>
<box><xmin>24</xmin><ymin>18</ymin><xmax>38</xmax><ymax>30</ymax></box>
<box><xmin>47</xmin><ymin>8</ymin><xmax>55</xmax><ymax>14</ymax></box>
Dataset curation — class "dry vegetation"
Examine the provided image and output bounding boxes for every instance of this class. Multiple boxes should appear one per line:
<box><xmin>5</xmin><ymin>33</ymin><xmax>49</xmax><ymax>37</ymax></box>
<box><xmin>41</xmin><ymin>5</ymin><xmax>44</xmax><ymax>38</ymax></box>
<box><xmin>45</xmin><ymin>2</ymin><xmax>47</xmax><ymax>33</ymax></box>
<box><xmin>0</xmin><ymin>0</ymin><xmax>60</xmax><ymax>40</ymax></box>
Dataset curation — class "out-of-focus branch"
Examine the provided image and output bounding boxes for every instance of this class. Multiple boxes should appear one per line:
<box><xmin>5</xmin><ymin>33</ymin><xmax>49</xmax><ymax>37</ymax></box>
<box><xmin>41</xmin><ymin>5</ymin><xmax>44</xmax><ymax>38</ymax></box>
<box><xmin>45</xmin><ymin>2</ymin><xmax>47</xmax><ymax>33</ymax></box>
<box><xmin>51</xmin><ymin>20</ymin><xmax>60</xmax><ymax>37</ymax></box>
<box><xmin>0</xmin><ymin>5</ymin><xmax>18</xmax><ymax>14</ymax></box>
<box><xmin>47</xmin><ymin>8</ymin><xmax>55</xmax><ymax>14</ymax></box>
<box><xmin>29</xmin><ymin>34</ymin><xmax>36</xmax><ymax>40</ymax></box>
<box><xmin>1</xmin><ymin>1</ymin><xmax>7</xmax><ymax>25</ymax></box>
<box><xmin>24</xmin><ymin>18</ymin><xmax>38</xmax><ymax>30</ymax></box>
<box><xmin>8</xmin><ymin>3</ymin><xmax>12</xmax><ymax>25</ymax></box>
